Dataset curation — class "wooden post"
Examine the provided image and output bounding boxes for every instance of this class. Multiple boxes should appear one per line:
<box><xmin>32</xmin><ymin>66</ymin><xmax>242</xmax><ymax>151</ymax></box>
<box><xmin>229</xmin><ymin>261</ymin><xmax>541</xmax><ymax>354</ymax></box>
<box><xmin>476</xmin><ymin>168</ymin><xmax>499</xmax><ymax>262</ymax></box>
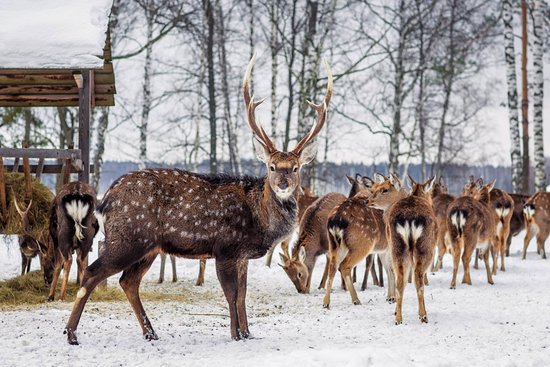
<box><xmin>22</xmin><ymin>154</ymin><xmax>32</xmax><ymax>201</ymax></box>
<box><xmin>35</xmin><ymin>158</ymin><xmax>45</xmax><ymax>180</ymax></box>
<box><xmin>521</xmin><ymin>0</ymin><xmax>530</xmax><ymax>194</ymax></box>
<box><xmin>78</xmin><ymin>70</ymin><xmax>92</xmax><ymax>184</ymax></box>
<box><xmin>12</xmin><ymin>157</ymin><xmax>19</xmax><ymax>172</ymax></box>
<box><xmin>0</xmin><ymin>157</ymin><xmax>6</xmax><ymax>220</ymax></box>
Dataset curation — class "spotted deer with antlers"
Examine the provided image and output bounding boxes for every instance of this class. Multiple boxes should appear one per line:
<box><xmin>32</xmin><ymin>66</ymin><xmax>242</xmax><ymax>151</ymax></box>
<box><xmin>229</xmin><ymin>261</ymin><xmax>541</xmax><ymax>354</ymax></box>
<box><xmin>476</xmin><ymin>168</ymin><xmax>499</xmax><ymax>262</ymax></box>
<box><xmin>64</xmin><ymin>55</ymin><xmax>333</xmax><ymax>345</ymax></box>
<box><xmin>13</xmin><ymin>197</ymin><xmax>47</xmax><ymax>276</ymax></box>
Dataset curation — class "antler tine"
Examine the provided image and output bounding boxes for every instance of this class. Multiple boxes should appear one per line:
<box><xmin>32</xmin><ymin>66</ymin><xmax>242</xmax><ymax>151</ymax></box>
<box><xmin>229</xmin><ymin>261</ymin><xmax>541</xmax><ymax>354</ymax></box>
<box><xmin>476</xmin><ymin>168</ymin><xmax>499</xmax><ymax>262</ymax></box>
<box><xmin>243</xmin><ymin>53</ymin><xmax>276</xmax><ymax>153</ymax></box>
<box><xmin>292</xmin><ymin>59</ymin><xmax>333</xmax><ymax>155</ymax></box>
<box><xmin>13</xmin><ymin>196</ymin><xmax>31</xmax><ymax>217</ymax></box>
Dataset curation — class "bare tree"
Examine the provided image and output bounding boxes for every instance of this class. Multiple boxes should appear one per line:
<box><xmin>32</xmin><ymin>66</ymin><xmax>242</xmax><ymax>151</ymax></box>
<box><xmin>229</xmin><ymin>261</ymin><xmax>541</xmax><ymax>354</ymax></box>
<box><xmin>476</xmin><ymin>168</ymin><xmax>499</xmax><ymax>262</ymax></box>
<box><xmin>532</xmin><ymin>0</ymin><xmax>546</xmax><ymax>192</ymax></box>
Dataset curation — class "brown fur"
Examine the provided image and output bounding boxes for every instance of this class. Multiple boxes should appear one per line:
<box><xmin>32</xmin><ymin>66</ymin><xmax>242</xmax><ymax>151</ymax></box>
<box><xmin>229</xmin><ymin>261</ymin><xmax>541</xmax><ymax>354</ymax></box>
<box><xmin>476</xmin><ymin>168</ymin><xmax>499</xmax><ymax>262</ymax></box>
<box><xmin>13</xmin><ymin>198</ymin><xmax>48</xmax><ymax>276</ymax></box>
<box><xmin>47</xmin><ymin>181</ymin><xmax>98</xmax><ymax>301</ymax></box>
<box><xmin>280</xmin><ymin>192</ymin><xmax>346</xmax><ymax>293</ymax></box>
<box><xmin>507</xmin><ymin>193</ymin><xmax>529</xmax><ymax>255</ymax></box>
<box><xmin>447</xmin><ymin>182</ymin><xmax>496</xmax><ymax>289</ymax></box>
<box><xmin>431</xmin><ymin>180</ymin><xmax>455</xmax><ymax>271</ymax></box>
<box><xmin>486</xmin><ymin>188</ymin><xmax>514</xmax><ymax>273</ymax></box>
<box><xmin>523</xmin><ymin>192</ymin><xmax>550</xmax><ymax>259</ymax></box>
<box><xmin>367</xmin><ymin>175</ymin><xmax>437</xmax><ymax>324</ymax></box>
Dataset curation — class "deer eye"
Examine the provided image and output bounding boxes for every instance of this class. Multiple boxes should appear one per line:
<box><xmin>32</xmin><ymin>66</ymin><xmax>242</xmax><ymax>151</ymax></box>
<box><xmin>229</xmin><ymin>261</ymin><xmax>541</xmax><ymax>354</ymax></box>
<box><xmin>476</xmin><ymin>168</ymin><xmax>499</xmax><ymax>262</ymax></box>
<box><xmin>270</xmin><ymin>165</ymin><xmax>276</xmax><ymax>172</ymax></box>
<box><xmin>381</xmin><ymin>189</ymin><xmax>388</xmax><ymax>193</ymax></box>
<box><xmin>298</xmin><ymin>272</ymin><xmax>302</xmax><ymax>278</ymax></box>
<box><xmin>292</xmin><ymin>166</ymin><xmax>299</xmax><ymax>173</ymax></box>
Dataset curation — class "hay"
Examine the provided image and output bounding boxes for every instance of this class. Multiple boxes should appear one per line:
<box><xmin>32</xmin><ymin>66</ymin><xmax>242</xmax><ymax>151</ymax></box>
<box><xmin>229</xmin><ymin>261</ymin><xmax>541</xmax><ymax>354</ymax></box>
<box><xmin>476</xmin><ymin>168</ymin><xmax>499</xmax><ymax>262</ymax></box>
<box><xmin>0</xmin><ymin>271</ymin><xmax>189</xmax><ymax>308</ymax></box>
<box><xmin>0</xmin><ymin>172</ymin><xmax>53</xmax><ymax>243</ymax></box>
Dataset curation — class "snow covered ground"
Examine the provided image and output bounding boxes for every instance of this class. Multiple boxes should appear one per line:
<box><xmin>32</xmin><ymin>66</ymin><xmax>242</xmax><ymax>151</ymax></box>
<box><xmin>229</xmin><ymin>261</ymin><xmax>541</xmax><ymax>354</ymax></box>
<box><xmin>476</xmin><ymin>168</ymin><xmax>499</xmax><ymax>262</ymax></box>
<box><xmin>0</xmin><ymin>233</ymin><xmax>549</xmax><ymax>367</ymax></box>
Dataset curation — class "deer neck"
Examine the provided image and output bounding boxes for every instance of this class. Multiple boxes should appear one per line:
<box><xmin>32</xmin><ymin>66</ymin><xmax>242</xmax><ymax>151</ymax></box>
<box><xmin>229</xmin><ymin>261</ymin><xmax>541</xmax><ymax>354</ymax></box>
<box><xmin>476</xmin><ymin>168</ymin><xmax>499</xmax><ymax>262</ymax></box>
<box><xmin>258</xmin><ymin>179</ymin><xmax>298</xmax><ymax>240</ymax></box>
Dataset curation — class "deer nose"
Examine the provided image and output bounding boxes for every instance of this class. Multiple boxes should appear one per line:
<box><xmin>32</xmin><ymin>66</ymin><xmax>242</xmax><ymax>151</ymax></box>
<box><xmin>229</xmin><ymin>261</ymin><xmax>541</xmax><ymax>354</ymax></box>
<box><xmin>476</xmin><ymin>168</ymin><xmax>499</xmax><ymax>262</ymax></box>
<box><xmin>278</xmin><ymin>181</ymin><xmax>289</xmax><ymax>190</ymax></box>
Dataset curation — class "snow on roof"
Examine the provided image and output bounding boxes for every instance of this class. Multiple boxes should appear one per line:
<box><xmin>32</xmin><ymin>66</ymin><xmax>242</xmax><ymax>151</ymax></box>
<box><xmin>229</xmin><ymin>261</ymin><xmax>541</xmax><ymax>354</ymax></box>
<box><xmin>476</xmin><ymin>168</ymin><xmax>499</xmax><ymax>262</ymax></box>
<box><xmin>0</xmin><ymin>0</ymin><xmax>112</xmax><ymax>70</ymax></box>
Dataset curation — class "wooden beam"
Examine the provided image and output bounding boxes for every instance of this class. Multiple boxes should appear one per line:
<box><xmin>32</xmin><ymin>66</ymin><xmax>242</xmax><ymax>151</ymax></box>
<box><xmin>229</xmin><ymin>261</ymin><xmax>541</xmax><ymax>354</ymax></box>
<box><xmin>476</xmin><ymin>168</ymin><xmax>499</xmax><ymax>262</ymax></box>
<box><xmin>79</xmin><ymin>70</ymin><xmax>92</xmax><ymax>184</ymax></box>
<box><xmin>0</xmin><ymin>94</ymin><xmax>114</xmax><ymax>107</ymax></box>
<box><xmin>0</xmin><ymin>147</ymin><xmax>81</xmax><ymax>159</ymax></box>
<box><xmin>74</xmin><ymin>74</ymin><xmax>83</xmax><ymax>89</ymax></box>
<box><xmin>0</xmin><ymin>157</ymin><xmax>6</xmax><ymax>219</ymax></box>
<box><xmin>0</xmin><ymin>84</ymin><xmax>115</xmax><ymax>95</ymax></box>
<box><xmin>3</xmin><ymin>163</ymin><xmax>94</xmax><ymax>174</ymax></box>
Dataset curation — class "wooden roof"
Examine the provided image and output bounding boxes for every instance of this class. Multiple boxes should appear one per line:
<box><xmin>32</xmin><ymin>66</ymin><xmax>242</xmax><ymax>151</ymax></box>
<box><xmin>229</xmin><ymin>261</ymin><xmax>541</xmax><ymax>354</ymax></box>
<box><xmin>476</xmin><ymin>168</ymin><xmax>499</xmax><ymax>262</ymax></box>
<box><xmin>0</xmin><ymin>32</ymin><xmax>116</xmax><ymax>107</ymax></box>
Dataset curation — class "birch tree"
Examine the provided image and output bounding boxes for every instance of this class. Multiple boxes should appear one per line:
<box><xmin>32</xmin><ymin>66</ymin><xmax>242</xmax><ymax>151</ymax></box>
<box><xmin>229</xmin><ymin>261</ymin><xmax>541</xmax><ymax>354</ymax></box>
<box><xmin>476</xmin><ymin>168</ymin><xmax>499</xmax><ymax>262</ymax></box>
<box><xmin>532</xmin><ymin>0</ymin><xmax>546</xmax><ymax>192</ymax></box>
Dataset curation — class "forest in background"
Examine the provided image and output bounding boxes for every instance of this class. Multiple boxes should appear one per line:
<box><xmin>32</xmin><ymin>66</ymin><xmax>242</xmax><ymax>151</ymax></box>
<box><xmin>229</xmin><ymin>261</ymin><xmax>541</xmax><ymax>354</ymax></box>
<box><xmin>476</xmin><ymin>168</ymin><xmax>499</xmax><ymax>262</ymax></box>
<box><xmin>0</xmin><ymin>0</ymin><xmax>548</xmax><ymax>194</ymax></box>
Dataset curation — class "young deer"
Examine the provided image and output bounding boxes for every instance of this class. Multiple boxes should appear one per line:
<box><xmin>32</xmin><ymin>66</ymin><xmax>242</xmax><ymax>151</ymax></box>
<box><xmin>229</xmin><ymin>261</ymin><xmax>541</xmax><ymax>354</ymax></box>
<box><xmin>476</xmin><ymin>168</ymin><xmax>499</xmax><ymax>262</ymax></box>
<box><xmin>323</xmin><ymin>175</ymin><xmax>395</xmax><ymax>309</ymax></box>
<box><xmin>447</xmin><ymin>181</ymin><xmax>496</xmax><ymax>289</ymax></box>
<box><xmin>279</xmin><ymin>192</ymin><xmax>346</xmax><ymax>293</ymax></box>
<box><xmin>523</xmin><ymin>192</ymin><xmax>550</xmax><ymax>259</ymax></box>
<box><xmin>64</xmin><ymin>56</ymin><xmax>333</xmax><ymax>345</ymax></box>
<box><xmin>13</xmin><ymin>197</ymin><xmax>47</xmax><ymax>275</ymax></box>
<box><xmin>487</xmin><ymin>187</ymin><xmax>514</xmax><ymax>273</ymax></box>
<box><xmin>265</xmin><ymin>186</ymin><xmax>318</xmax><ymax>267</ymax></box>
<box><xmin>365</xmin><ymin>175</ymin><xmax>436</xmax><ymax>324</ymax></box>
<box><xmin>507</xmin><ymin>193</ymin><xmax>529</xmax><ymax>256</ymax></box>
<box><xmin>431</xmin><ymin>178</ymin><xmax>455</xmax><ymax>271</ymax></box>
<box><xmin>47</xmin><ymin>181</ymin><xmax>99</xmax><ymax>301</ymax></box>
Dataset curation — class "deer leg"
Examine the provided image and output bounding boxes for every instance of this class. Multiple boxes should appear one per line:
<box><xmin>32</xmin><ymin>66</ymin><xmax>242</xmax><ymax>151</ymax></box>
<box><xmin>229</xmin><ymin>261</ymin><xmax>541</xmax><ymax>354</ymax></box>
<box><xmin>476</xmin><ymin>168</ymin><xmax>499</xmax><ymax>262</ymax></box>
<box><xmin>394</xmin><ymin>261</ymin><xmax>407</xmax><ymax>325</ymax></box>
<box><xmin>536</xmin><ymin>230</ymin><xmax>548</xmax><ymax>259</ymax></box>
<box><xmin>370</xmin><ymin>255</ymin><xmax>379</xmax><ymax>286</ymax></box>
<box><xmin>340</xmin><ymin>255</ymin><xmax>361</xmax><ymax>305</ymax></box>
<box><xmin>506</xmin><ymin>233</ymin><xmax>512</xmax><ymax>257</ymax></box>
<box><xmin>236</xmin><ymin>259</ymin><xmax>250</xmax><ymax>339</ymax></box>
<box><xmin>461</xmin><ymin>247</ymin><xmax>473</xmax><ymax>285</ymax></box>
<box><xmin>195</xmin><ymin>259</ymin><xmax>206</xmax><ymax>286</ymax></box>
<box><xmin>414</xmin><ymin>265</ymin><xmax>428</xmax><ymax>323</ymax></box>
<box><xmin>523</xmin><ymin>224</ymin><xmax>536</xmax><ymax>260</ymax></box>
<box><xmin>264</xmin><ymin>243</ymin><xmax>275</xmax><ymax>267</ymax></box>
<box><xmin>59</xmin><ymin>252</ymin><xmax>73</xmax><ymax>301</ymax></box>
<box><xmin>322</xmin><ymin>253</ymin><xmax>339</xmax><ymax>309</ymax></box>
<box><xmin>450</xmin><ymin>239</ymin><xmax>461</xmax><ymax>289</ymax></box>
<box><xmin>76</xmin><ymin>249</ymin><xmax>88</xmax><ymax>287</ymax></box>
<box><xmin>435</xmin><ymin>239</ymin><xmax>446</xmax><ymax>271</ymax></box>
<box><xmin>361</xmin><ymin>254</ymin><xmax>374</xmax><ymax>291</ymax></box>
<box><xmin>473</xmin><ymin>248</ymin><xmax>480</xmax><ymax>270</ymax></box>
<box><xmin>20</xmin><ymin>254</ymin><xmax>27</xmax><ymax>276</ymax></box>
<box><xmin>48</xmin><ymin>260</ymin><xmax>63</xmax><ymax>301</ymax></box>
<box><xmin>158</xmin><ymin>253</ymin><xmax>166</xmax><ymax>284</ymax></box>
<box><xmin>499</xmin><ymin>236</ymin><xmax>506</xmax><ymax>272</ymax></box>
<box><xmin>491</xmin><ymin>243</ymin><xmax>498</xmax><ymax>276</ymax></box>
<box><xmin>215</xmin><ymin>258</ymin><xmax>240</xmax><ymax>340</ymax></box>
<box><xmin>26</xmin><ymin>257</ymin><xmax>32</xmax><ymax>274</ymax></box>
<box><xmin>65</xmin><ymin>254</ymin><xmax>128</xmax><ymax>345</ymax></box>
<box><xmin>352</xmin><ymin>266</ymin><xmax>357</xmax><ymax>283</ymax></box>
<box><xmin>170</xmin><ymin>255</ymin><xmax>177</xmax><ymax>282</ymax></box>
<box><xmin>377</xmin><ymin>255</ymin><xmax>384</xmax><ymax>287</ymax></box>
<box><xmin>119</xmin><ymin>254</ymin><xmax>158</xmax><ymax>341</ymax></box>
<box><xmin>318</xmin><ymin>255</ymin><xmax>329</xmax><ymax>290</ymax></box>
<box><xmin>380</xmin><ymin>252</ymin><xmax>395</xmax><ymax>302</ymax></box>
<box><xmin>482</xmin><ymin>249</ymin><xmax>494</xmax><ymax>285</ymax></box>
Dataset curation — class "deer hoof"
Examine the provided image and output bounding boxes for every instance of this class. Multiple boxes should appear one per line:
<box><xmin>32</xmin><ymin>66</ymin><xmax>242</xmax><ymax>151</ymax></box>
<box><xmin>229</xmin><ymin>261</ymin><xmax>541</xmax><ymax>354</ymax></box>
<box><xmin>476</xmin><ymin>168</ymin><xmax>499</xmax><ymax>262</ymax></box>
<box><xmin>386</xmin><ymin>297</ymin><xmax>395</xmax><ymax>304</ymax></box>
<box><xmin>353</xmin><ymin>300</ymin><xmax>361</xmax><ymax>305</ymax></box>
<box><xmin>65</xmin><ymin>328</ymin><xmax>79</xmax><ymax>345</ymax></box>
<box><xmin>239</xmin><ymin>329</ymin><xmax>250</xmax><ymax>339</ymax></box>
<box><xmin>47</xmin><ymin>295</ymin><xmax>54</xmax><ymax>302</ymax></box>
<box><xmin>144</xmin><ymin>331</ymin><xmax>159</xmax><ymax>341</ymax></box>
<box><xmin>420</xmin><ymin>315</ymin><xmax>428</xmax><ymax>323</ymax></box>
<box><xmin>395</xmin><ymin>320</ymin><xmax>402</xmax><ymax>325</ymax></box>
<box><xmin>323</xmin><ymin>303</ymin><xmax>330</xmax><ymax>309</ymax></box>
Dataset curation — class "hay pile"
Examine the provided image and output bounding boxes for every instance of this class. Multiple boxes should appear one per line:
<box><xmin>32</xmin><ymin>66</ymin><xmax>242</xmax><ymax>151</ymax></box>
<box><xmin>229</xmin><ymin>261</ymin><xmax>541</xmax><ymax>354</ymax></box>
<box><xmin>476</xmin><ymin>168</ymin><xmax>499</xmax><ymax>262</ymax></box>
<box><xmin>0</xmin><ymin>172</ymin><xmax>54</xmax><ymax>243</ymax></box>
<box><xmin>0</xmin><ymin>271</ymin><xmax>189</xmax><ymax>308</ymax></box>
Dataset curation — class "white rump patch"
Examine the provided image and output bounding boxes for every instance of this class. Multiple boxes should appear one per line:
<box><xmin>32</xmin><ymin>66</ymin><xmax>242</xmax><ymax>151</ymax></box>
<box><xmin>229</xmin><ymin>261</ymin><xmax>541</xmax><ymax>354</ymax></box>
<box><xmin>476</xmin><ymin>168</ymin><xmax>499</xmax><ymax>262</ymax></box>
<box><xmin>496</xmin><ymin>208</ymin><xmax>511</xmax><ymax>219</ymax></box>
<box><xmin>451</xmin><ymin>212</ymin><xmax>466</xmax><ymax>230</ymax></box>
<box><xmin>524</xmin><ymin>206</ymin><xmax>535</xmax><ymax>220</ymax></box>
<box><xmin>395</xmin><ymin>221</ymin><xmax>423</xmax><ymax>244</ymax></box>
<box><xmin>66</xmin><ymin>200</ymin><xmax>90</xmax><ymax>241</ymax></box>
<box><xmin>95</xmin><ymin>211</ymin><xmax>106</xmax><ymax>234</ymax></box>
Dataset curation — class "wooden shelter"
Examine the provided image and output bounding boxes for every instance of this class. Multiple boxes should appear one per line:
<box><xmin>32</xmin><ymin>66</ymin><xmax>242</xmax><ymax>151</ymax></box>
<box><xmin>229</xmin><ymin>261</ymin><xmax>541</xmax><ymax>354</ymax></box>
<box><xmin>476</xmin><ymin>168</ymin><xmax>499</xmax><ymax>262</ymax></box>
<box><xmin>0</xmin><ymin>1</ymin><xmax>115</xmax><ymax>185</ymax></box>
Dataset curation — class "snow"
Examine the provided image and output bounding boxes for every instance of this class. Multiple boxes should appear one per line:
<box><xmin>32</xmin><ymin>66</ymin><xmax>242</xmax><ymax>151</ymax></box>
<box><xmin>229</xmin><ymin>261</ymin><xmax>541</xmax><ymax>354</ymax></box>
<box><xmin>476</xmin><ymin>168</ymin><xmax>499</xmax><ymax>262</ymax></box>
<box><xmin>0</xmin><ymin>0</ymin><xmax>112</xmax><ymax>69</ymax></box>
<box><xmin>0</xmin><ymin>234</ymin><xmax>549</xmax><ymax>366</ymax></box>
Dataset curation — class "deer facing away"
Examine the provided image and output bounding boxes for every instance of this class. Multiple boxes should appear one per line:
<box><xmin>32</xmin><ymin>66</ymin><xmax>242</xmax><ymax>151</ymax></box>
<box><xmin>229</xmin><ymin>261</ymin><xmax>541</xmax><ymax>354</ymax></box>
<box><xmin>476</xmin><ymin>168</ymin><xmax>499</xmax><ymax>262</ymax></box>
<box><xmin>64</xmin><ymin>56</ymin><xmax>333</xmax><ymax>345</ymax></box>
<box><xmin>523</xmin><ymin>192</ymin><xmax>550</xmax><ymax>259</ymax></box>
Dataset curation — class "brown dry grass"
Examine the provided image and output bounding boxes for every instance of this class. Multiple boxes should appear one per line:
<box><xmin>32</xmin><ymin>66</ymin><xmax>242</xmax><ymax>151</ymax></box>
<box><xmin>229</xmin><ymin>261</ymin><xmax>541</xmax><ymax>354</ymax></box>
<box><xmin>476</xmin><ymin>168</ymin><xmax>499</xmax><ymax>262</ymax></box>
<box><xmin>0</xmin><ymin>271</ymin><xmax>189</xmax><ymax>309</ymax></box>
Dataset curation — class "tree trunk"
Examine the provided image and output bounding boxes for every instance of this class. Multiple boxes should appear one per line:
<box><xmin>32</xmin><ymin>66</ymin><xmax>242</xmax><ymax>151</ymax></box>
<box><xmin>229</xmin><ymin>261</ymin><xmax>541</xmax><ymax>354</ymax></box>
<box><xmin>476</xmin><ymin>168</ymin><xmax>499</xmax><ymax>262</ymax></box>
<box><xmin>270</xmin><ymin>0</ymin><xmax>279</xmax><ymax>146</ymax></box>
<box><xmin>283</xmin><ymin>0</ymin><xmax>298</xmax><ymax>152</ymax></box>
<box><xmin>205</xmin><ymin>0</ymin><xmax>217</xmax><ymax>174</ymax></box>
<box><xmin>520</xmin><ymin>0</ymin><xmax>530</xmax><ymax>193</ymax></box>
<box><xmin>532</xmin><ymin>0</ymin><xmax>546</xmax><ymax>192</ymax></box>
<box><xmin>503</xmin><ymin>0</ymin><xmax>523</xmax><ymax>193</ymax></box>
<box><xmin>92</xmin><ymin>107</ymin><xmax>109</xmax><ymax>191</ymax></box>
<box><xmin>139</xmin><ymin>1</ymin><xmax>154</xmax><ymax>170</ymax></box>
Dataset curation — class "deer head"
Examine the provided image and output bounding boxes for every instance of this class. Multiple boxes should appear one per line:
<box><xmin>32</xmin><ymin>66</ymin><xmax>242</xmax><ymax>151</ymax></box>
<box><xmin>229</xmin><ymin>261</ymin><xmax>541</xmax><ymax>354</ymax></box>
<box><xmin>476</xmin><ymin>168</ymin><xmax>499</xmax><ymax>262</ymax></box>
<box><xmin>346</xmin><ymin>174</ymin><xmax>374</xmax><ymax>197</ymax></box>
<box><xmin>407</xmin><ymin>175</ymin><xmax>436</xmax><ymax>203</ymax></box>
<box><xmin>279</xmin><ymin>247</ymin><xmax>309</xmax><ymax>293</ymax></box>
<box><xmin>243</xmin><ymin>54</ymin><xmax>332</xmax><ymax>200</ymax></box>
<box><xmin>14</xmin><ymin>196</ymin><xmax>33</xmax><ymax>236</ymax></box>
<box><xmin>463</xmin><ymin>176</ymin><xmax>483</xmax><ymax>196</ymax></box>
<box><xmin>366</xmin><ymin>173</ymin><xmax>407</xmax><ymax>211</ymax></box>
<box><xmin>476</xmin><ymin>180</ymin><xmax>495</xmax><ymax>204</ymax></box>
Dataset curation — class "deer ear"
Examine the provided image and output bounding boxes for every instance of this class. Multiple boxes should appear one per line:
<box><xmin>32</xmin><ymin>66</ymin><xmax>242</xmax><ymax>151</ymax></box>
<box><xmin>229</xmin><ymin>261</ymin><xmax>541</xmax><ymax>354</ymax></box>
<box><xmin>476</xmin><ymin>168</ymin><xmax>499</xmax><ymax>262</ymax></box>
<box><xmin>253</xmin><ymin>137</ymin><xmax>270</xmax><ymax>163</ymax></box>
<box><xmin>390</xmin><ymin>174</ymin><xmax>401</xmax><ymax>190</ymax></box>
<box><xmin>486</xmin><ymin>180</ymin><xmax>495</xmax><ymax>192</ymax></box>
<box><xmin>299</xmin><ymin>141</ymin><xmax>318</xmax><ymax>165</ymax></box>
<box><xmin>425</xmin><ymin>176</ymin><xmax>436</xmax><ymax>193</ymax></box>
<box><xmin>362</xmin><ymin>176</ymin><xmax>374</xmax><ymax>189</ymax></box>
<box><xmin>298</xmin><ymin>247</ymin><xmax>306</xmax><ymax>262</ymax></box>
<box><xmin>406</xmin><ymin>175</ymin><xmax>415</xmax><ymax>191</ymax></box>
<box><xmin>279</xmin><ymin>252</ymin><xmax>289</xmax><ymax>265</ymax></box>
<box><xmin>373</xmin><ymin>173</ymin><xmax>385</xmax><ymax>183</ymax></box>
<box><xmin>346</xmin><ymin>175</ymin><xmax>355</xmax><ymax>186</ymax></box>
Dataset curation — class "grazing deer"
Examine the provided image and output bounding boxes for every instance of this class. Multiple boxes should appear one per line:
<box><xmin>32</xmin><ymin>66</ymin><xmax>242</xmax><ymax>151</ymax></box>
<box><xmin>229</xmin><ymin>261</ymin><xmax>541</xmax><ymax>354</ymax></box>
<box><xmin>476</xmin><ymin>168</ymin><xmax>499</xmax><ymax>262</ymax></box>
<box><xmin>47</xmin><ymin>182</ymin><xmax>99</xmax><ymax>301</ymax></box>
<box><xmin>64</xmin><ymin>56</ymin><xmax>332</xmax><ymax>345</ymax></box>
<box><xmin>13</xmin><ymin>197</ymin><xmax>47</xmax><ymax>275</ymax></box>
<box><xmin>323</xmin><ymin>175</ymin><xmax>396</xmax><ymax>309</ymax></box>
<box><xmin>280</xmin><ymin>192</ymin><xmax>346</xmax><ymax>293</ymax></box>
<box><xmin>265</xmin><ymin>186</ymin><xmax>318</xmax><ymax>267</ymax></box>
<box><xmin>507</xmin><ymin>193</ymin><xmax>529</xmax><ymax>256</ymax></box>
<box><xmin>447</xmin><ymin>181</ymin><xmax>496</xmax><ymax>289</ymax></box>
<box><xmin>523</xmin><ymin>192</ymin><xmax>550</xmax><ymax>260</ymax></box>
<box><xmin>365</xmin><ymin>175</ymin><xmax>436</xmax><ymax>324</ymax></box>
<box><xmin>431</xmin><ymin>178</ymin><xmax>455</xmax><ymax>271</ymax></box>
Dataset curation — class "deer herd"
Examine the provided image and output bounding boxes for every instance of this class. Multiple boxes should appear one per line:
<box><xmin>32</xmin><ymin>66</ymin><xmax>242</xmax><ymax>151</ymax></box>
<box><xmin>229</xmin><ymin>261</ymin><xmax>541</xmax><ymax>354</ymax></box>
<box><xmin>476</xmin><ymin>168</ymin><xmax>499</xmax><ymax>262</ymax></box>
<box><xmin>3</xmin><ymin>56</ymin><xmax>549</xmax><ymax>346</ymax></box>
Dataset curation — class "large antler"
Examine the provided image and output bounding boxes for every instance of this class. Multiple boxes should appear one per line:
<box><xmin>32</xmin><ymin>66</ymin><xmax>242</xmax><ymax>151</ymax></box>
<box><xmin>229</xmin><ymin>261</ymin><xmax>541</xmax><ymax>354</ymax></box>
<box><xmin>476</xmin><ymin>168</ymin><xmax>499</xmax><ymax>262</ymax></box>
<box><xmin>13</xmin><ymin>196</ymin><xmax>32</xmax><ymax>218</ymax></box>
<box><xmin>292</xmin><ymin>59</ymin><xmax>333</xmax><ymax>155</ymax></box>
<box><xmin>243</xmin><ymin>54</ymin><xmax>276</xmax><ymax>153</ymax></box>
